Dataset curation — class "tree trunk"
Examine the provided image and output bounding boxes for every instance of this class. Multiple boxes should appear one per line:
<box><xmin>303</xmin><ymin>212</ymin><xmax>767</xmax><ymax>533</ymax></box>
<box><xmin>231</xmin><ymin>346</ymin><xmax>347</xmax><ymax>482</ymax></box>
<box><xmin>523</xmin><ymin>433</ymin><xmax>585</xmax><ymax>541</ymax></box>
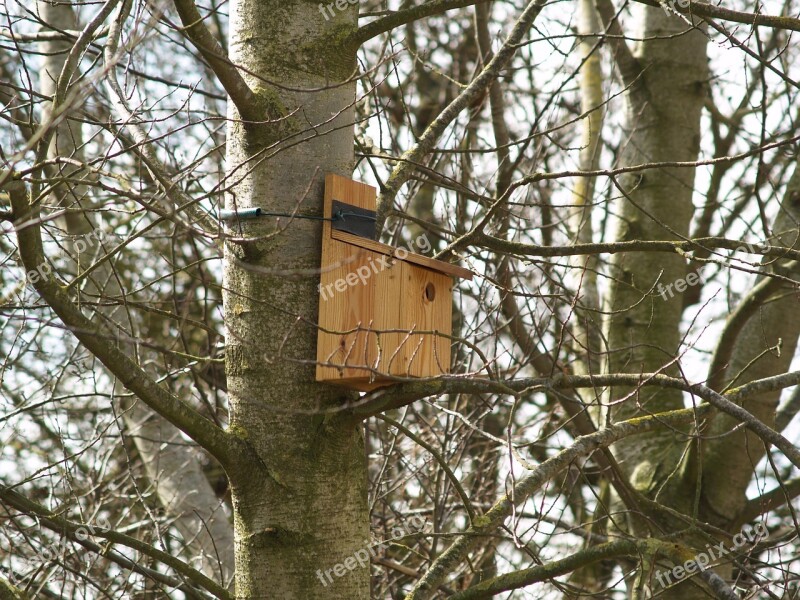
<box><xmin>606</xmin><ymin>8</ymin><xmax>708</xmax><ymax>506</ymax></box>
<box><xmin>222</xmin><ymin>1</ymin><xmax>369</xmax><ymax>598</ymax></box>
<box><xmin>603</xmin><ymin>7</ymin><xmax>710</xmax><ymax>598</ymax></box>
<box><xmin>702</xmin><ymin>161</ymin><xmax>800</xmax><ymax>521</ymax></box>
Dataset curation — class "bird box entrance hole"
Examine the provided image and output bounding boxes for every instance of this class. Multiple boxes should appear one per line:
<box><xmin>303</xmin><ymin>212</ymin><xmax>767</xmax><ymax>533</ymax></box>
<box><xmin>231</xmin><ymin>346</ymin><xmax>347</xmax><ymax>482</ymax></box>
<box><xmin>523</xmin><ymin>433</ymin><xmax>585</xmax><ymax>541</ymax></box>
<box><xmin>316</xmin><ymin>174</ymin><xmax>473</xmax><ymax>391</ymax></box>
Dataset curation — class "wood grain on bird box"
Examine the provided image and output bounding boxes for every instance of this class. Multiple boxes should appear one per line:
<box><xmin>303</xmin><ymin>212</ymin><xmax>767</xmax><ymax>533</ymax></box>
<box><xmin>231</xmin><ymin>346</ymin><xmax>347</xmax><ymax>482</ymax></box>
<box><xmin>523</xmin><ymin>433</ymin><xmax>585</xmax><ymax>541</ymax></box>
<box><xmin>316</xmin><ymin>174</ymin><xmax>473</xmax><ymax>391</ymax></box>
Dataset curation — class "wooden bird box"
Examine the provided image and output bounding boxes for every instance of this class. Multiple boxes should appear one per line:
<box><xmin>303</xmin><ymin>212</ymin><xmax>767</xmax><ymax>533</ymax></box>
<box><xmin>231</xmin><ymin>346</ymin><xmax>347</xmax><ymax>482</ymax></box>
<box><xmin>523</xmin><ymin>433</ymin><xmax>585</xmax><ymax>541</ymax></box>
<box><xmin>316</xmin><ymin>174</ymin><xmax>473</xmax><ymax>391</ymax></box>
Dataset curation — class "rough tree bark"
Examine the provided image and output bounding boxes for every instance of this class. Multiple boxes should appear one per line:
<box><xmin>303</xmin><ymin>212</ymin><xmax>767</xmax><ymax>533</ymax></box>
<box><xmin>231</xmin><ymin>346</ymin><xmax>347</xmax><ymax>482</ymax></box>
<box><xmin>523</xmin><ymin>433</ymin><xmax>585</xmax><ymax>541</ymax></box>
<box><xmin>702</xmin><ymin>164</ymin><xmax>800</xmax><ymax>521</ymax></box>
<box><xmin>221</xmin><ymin>1</ymin><xmax>369</xmax><ymax>597</ymax></box>
<box><xmin>606</xmin><ymin>8</ymin><xmax>707</xmax><ymax>498</ymax></box>
<box><xmin>603</xmin><ymin>6</ymin><xmax>710</xmax><ymax>598</ymax></box>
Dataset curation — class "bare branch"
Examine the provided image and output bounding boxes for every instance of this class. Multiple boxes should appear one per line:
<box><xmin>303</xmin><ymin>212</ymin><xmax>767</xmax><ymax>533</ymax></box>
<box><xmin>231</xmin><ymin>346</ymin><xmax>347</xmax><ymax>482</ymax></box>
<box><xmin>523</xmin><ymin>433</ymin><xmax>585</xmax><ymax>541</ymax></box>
<box><xmin>0</xmin><ymin>485</ymin><xmax>231</xmax><ymax>600</ymax></box>
<box><xmin>472</xmin><ymin>233</ymin><xmax>800</xmax><ymax>261</ymax></box>
<box><xmin>594</xmin><ymin>0</ymin><xmax>644</xmax><ymax>97</ymax></box>
<box><xmin>375</xmin><ymin>0</ymin><xmax>548</xmax><ymax>231</ymax></box>
<box><xmin>635</xmin><ymin>0</ymin><xmax>800</xmax><ymax>32</ymax></box>
<box><xmin>706</xmin><ymin>271</ymin><xmax>788</xmax><ymax>391</ymax></box>
<box><xmin>736</xmin><ymin>476</ymin><xmax>800</xmax><ymax>525</ymax></box>
<box><xmin>171</xmin><ymin>0</ymin><xmax>262</xmax><ymax>122</ymax></box>
<box><xmin>776</xmin><ymin>386</ymin><xmax>800</xmax><ymax>431</ymax></box>
<box><xmin>352</xmin><ymin>370</ymin><xmax>800</xmax><ymax>438</ymax></box>
<box><xmin>0</xmin><ymin>578</ymin><xmax>29</xmax><ymax>600</ymax></box>
<box><xmin>4</xmin><ymin>176</ymin><xmax>248</xmax><ymax>472</ymax></box>
<box><xmin>403</xmin><ymin>406</ymin><xmax>709</xmax><ymax>598</ymax></box>
<box><xmin>103</xmin><ymin>0</ymin><xmax>219</xmax><ymax>236</ymax></box>
<box><xmin>446</xmin><ymin>539</ymin><xmax>640</xmax><ymax>600</ymax></box>
<box><xmin>350</xmin><ymin>0</ymin><xmax>490</xmax><ymax>46</ymax></box>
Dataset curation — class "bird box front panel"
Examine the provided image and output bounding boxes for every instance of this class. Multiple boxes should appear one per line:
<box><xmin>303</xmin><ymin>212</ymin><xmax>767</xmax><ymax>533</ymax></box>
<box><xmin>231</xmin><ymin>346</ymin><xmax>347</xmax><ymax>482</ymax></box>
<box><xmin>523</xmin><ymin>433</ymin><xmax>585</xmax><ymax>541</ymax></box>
<box><xmin>384</xmin><ymin>260</ymin><xmax>452</xmax><ymax>378</ymax></box>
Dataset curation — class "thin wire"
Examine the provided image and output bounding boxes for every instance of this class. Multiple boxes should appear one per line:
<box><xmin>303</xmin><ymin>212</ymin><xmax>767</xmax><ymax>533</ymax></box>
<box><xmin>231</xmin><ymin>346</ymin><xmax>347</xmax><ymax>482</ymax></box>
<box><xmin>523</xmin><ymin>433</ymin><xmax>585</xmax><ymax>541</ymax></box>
<box><xmin>218</xmin><ymin>208</ymin><xmax>377</xmax><ymax>222</ymax></box>
<box><xmin>257</xmin><ymin>210</ymin><xmax>334</xmax><ymax>222</ymax></box>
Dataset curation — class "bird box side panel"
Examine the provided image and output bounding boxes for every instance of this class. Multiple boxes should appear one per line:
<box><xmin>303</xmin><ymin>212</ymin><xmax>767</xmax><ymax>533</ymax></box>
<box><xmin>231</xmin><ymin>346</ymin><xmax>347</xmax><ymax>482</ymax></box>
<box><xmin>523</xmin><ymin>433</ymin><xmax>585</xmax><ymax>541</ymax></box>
<box><xmin>389</xmin><ymin>262</ymin><xmax>453</xmax><ymax>378</ymax></box>
<box><xmin>316</xmin><ymin>174</ymin><xmax>379</xmax><ymax>385</ymax></box>
<box><xmin>316</xmin><ymin>242</ymin><xmax>379</xmax><ymax>382</ymax></box>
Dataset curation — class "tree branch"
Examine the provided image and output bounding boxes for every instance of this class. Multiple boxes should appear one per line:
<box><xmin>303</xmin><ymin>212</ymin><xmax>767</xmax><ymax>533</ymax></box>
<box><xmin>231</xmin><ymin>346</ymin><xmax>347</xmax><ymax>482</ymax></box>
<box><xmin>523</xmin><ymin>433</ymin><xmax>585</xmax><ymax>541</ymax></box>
<box><xmin>696</xmin><ymin>380</ymin><xmax>800</xmax><ymax>468</ymax></box>
<box><xmin>472</xmin><ymin>233</ymin><xmax>800</xmax><ymax>261</ymax></box>
<box><xmin>349</xmin><ymin>0</ymin><xmax>490</xmax><ymax>46</ymax></box>
<box><xmin>357</xmin><ymin>368</ymin><xmax>800</xmax><ymax>482</ymax></box>
<box><xmin>735</xmin><ymin>476</ymin><xmax>800</xmax><ymax>526</ymax></box>
<box><xmin>352</xmin><ymin>370</ymin><xmax>800</xmax><ymax>419</ymax></box>
<box><xmin>0</xmin><ymin>578</ymin><xmax>29</xmax><ymax>600</ymax></box>
<box><xmin>403</xmin><ymin>406</ymin><xmax>710</xmax><ymax>598</ymax></box>
<box><xmin>776</xmin><ymin>386</ymin><xmax>800</xmax><ymax>431</ymax></box>
<box><xmin>171</xmin><ymin>0</ymin><xmax>261</xmax><ymax>122</ymax></box>
<box><xmin>635</xmin><ymin>0</ymin><xmax>800</xmax><ymax>33</ymax></box>
<box><xmin>706</xmin><ymin>270</ymin><xmax>789</xmax><ymax>390</ymax></box>
<box><xmin>104</xmin><ymin>0</ymin><xmax>219</xmax><ymax>236</ymax></box>
<box><xmin>375</xmin><ymin>0</ymin><xmax>548</xmax><ymax>232</ymax></box>
<box><xmin>379</xmin><ymin>414</ymin><xmax>477</xmax><ymax>523</ymax></box>
<box><xmin>594</xmin><ymin>0</ymin><xmax>644</xmax><ymax>97</ymax></box>
<box><xmin>0</xmin><ymin>485</ymin><xmax>231</xmax><ymax>599</ymax></box>
<box><xmin>4</xmin><ymin>176</ymin><xmax>247</xmax><ymax>472</ymax></box>
<box><xmin>437</xmin><ymin>131</ymin><xmax>800</xmax><ymax>259</ymax></box>
<box><xmin>446</xmin><ymin>539</ymin><xmax>640</xmax><ymax>600</ymax></box>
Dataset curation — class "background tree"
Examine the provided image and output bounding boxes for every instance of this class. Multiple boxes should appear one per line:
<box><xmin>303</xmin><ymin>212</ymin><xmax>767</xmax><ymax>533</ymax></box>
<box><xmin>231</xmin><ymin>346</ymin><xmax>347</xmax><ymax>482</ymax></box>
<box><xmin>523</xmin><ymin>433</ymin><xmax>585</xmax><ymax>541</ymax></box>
<box><xmin>2</xmin><ymin>0</ymin><xmax>800</xmax><ymax>599</ymax></box>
